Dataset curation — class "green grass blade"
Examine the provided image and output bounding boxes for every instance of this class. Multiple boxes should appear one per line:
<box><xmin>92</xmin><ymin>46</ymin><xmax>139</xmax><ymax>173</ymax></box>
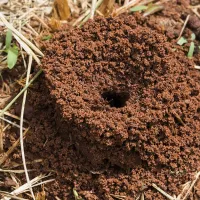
<box><xmin>7</xmin><ymin>46</ymin><xmax>19</xmax><ymax>69</ymax></box>
<box><xmin>130</xmin><ymin>5</ymin><xmax>147</xmax><ymax>12</ymax></box>
<box><xmin>143</xmin><ymin>4</ymin><xmax>163</xmax><ymax>17</ymax></box>
<box><xmin>6</xmin><ymin>29</ymin><xmax>12</xmax><ymax>49</ymax></box>
<box><xmin>42</xmin><ymin>35</ymin><xmax>52</xmax><ymax>41</ymax></box>
<box><xmin>191</xmin><ymin>33</ymin><xmax>196</xmax><ymax>41</ymax></box>
<box><xmin>177</xmin><ymin>37</ymin><xmax>187</xmax><ymax>46</ymax></box>
<box><xmin>187</xmin><ymin>42</ymin><xmax>195</xmax><ymax>59</ymax></box>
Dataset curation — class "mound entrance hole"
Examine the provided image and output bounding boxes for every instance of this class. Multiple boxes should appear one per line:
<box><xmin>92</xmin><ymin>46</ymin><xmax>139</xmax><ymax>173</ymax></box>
<box><xmin>102</xmin><ymin>90</ymin><xmax>130</xmax><ymax>108</ymax></box>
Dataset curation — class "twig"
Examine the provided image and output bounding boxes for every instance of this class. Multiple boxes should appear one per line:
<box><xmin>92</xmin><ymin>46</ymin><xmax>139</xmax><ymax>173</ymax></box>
<box><xmin>0</xmin><ymin>128</ymin><xmax>29</xmax><ymax>166</ymax></box>
<box><xmin>19</xmin><ymin>55</ymin><xmax>35</xmax><ymax>200</ymax></box>
<box><xmin>177</xmin><ymin>15</ymin><xmax>190</xmax><ymax>40</ymax></box>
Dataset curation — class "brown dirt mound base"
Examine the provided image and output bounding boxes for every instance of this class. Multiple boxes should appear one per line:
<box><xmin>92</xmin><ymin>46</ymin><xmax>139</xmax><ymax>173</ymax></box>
<box><xmin>26</xmin><ymin>14</ymin><xmax>200</xmax><ymax>199</ymax></box>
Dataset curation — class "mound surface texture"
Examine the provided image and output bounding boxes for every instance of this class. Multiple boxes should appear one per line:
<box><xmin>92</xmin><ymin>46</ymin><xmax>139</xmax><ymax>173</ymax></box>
<box><xmin>42</xmin><ymin>16</ymin><xmax>200</xmax><ymax>169</ymax></box>
<box><xmin>28</xmin><ymin>15</ymin><xmax>200</xmax><ymax>199</ymax></box>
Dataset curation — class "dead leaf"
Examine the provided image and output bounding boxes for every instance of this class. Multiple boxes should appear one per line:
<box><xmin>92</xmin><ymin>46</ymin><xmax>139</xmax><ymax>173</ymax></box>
<box><xmin>98</xmin><ymin>0</ymin><xmax>115</xmax><ymax>17</ymax></box>
<box><xmin>53</xmin><ymin>0</ymin><xmax>71</xmax><ymax>20</ymax></box>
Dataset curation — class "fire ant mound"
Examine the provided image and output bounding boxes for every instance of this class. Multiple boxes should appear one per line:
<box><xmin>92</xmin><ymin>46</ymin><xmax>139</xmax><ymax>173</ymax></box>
<box><xmin>42</xmin><ymin>15</ymin><xmax>200</xmax><ymax>169</ymax></box>
<box><xmin>28</xmin><ymin>14</ymin><xmax>200</xmax><ymax>199</ymax></box>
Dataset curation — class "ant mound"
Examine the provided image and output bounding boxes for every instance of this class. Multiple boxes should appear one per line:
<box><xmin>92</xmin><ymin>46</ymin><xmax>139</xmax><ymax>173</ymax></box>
<box><xmin>41</xmin><ymin>16</ymin><xmax>200</xmax><ymax>171</ymax></box>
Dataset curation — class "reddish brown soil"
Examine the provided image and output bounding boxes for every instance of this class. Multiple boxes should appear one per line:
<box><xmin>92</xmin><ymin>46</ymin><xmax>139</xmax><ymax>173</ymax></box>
<box><xmin>10</xmin><ymin>1</ymin><xmax>200</xmax><ymax>200</ymax></box>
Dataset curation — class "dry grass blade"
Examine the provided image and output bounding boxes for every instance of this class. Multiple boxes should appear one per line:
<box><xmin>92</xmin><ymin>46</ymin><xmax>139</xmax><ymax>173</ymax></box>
<box><xmin>0</xmin><ymin>192</ymin><xmax>27</xmax><ymax>200</ymax></box>
<box><xmin>22</xmin><ymin>179</ymin><xmax>55</xmax><ymax>192</ymax></box>
<box><xmin>152</xmin><ymin>183</ymin><xmax>174</xmax><ymax>200</ymax></box>
<box><xmin>191</xmin><ymin>8</ymin><xmax>200</xmax><ymax>18</ymax></box>
<box><xmin>78</xmin><ymin>0</ymin><xmax>103</xmax><ymax>27</ymax></box>
<box><xmin>194</xmin><ymin>66</ymin><xmax>200</xmax><ymax>69</ymax></box>
<box><xmin>0</xmin><ymin>169</ymin><xmax>33</xmax><ymax>174</ymax></box>
<box><xmin>0</xmin><ymin>121</ymin><xmax>3</xmax><ymax>153</ymax></box>
<box><xmin>0</xmin><ymin>110</ymin><xmax>25</xmax><ymax>122</ymax></box>
<box><xmin>182</xmin><ymin>171</ymin><xmax>200</xmax><ymax>200</ymax></box>
<box><xmin>177</xmin><ymin>181</ymin><xmax>191</xmax><ymax>200</ymax></box>
<box><xmin>90</xmin><ymin>0</ymin><xmax>97</xmax><ymax>19</ymax></box>
<box><xmin>73</xmin><ymin>9</ymin><xmax>90</xmax><ymax>26</ymax></box>
<box><xmin>13</xmin><ymin>32</ymin><xmax>40</xmax><ymax>65</ymax></box>
<box><xmin>177</xmin><ymin>15</ymin><xmax>190</xmax><ymax>40</ymax></box>
<box><xmin>3</xmin><ymin>124</ymin><xmax>9</xmax><ymax>132</ymax></box>
<box><xmin>0</xmin><ymin>116</ymin><xmax>26</xmax><ymax>130</ymax></box>
<box><xmin>1</xmin><ymin>174</ymin><xmax>54</xmax><ymax>200</ymax></box>
<box><xmin>0</xmin><ymin>13</ymin><xmax>44</xmax><ymax>57</ymax></box>
<box><xmin>140</xmin><ymin>193</ymin><xmax>144</xmax><ymax>200</ymax></box>
<box><xmin>19</xmin><ymin>55</ymin><xmax>35</xmax><ymax>200</ymax></box>
<box><xmin>31</xmin><ymin>14</ymin><xmax>50</xmax><ymax>30</ymax></box>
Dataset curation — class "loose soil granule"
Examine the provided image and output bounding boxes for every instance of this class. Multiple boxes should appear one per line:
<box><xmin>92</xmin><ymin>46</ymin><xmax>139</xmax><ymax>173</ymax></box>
<box><xmin>26</xmin><ymin>14</ymin><xmax>200</xmax><ymax>199</ymax></box>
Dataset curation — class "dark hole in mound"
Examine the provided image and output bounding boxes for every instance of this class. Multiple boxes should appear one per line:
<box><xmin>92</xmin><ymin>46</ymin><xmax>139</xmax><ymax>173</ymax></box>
<box><xmin>102</xmin><ymin>90</ymin><xmax>130</xmax><ymax>108</ymax></box>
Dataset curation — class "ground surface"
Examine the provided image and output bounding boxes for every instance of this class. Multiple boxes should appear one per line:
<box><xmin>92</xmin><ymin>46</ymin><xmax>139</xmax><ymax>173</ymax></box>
<box><xmin>1</xmin><ymin>0</ymin><xmax>200</xmax><ymax>200</ymax></box>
